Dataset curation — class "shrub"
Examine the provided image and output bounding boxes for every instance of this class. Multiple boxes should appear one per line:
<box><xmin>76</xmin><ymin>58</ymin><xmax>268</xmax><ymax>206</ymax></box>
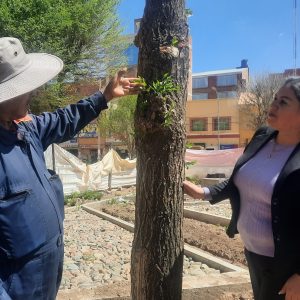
<box><xmin>64</xmin><ymin>190</ymin><xmax>103</xmax><ymax>206</ymax></box>
<box><xmin>186</xmin><ymin>175</ymin><xmax>202</xmax><ymax>185</ymax></box>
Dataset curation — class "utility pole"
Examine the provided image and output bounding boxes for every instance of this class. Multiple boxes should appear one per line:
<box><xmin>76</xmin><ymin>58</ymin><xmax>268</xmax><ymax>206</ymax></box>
<box><xmin>212</xmin><ymin>86</ymin><xmax>220</xmax><ymax>149</ymax></box>
<box><xmin>97</xmin><ymin>130</ymin><xmax>101</xmax><ymax>160</ymax></box>
<box><xmin>217</xmin><ymin>96</ymin><xmax>220</xmax><ymax>150</ymax></box>
<box><xmin>294</xmin><ymin>0</ymin><xmax>298</xmax><ymax>75</ymax></box>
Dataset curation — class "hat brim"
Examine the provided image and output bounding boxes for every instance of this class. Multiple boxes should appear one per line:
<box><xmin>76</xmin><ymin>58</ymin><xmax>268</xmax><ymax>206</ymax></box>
<box><xmin>0</xmin><ymin>53</ymin><xmax>63</xmax><ymax>103</ymax></box>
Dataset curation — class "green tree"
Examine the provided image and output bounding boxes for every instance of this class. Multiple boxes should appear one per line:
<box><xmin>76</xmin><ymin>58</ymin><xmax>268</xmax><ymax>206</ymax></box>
<box><xmin>0</xmin><ymin>0</ymin><xmax>127</xmax><ymax>79</ymax></box>
<box><xmin>0</xmin><ymin>0</ymin><xmax>129</xmax><ymax>114</ymax></box>
<box><xmin>29</xmin><ymin>76</ymin><xmax>103</xmax><ymax>114</ymax></box>
<box><xmin>131</xmin><ymin>0</ymin><xmax>189</xmax><ymax>298</ymax></box>
<box><xmin>97</xmin><ymin>95</ymin><xmax>137</xmax><ymax>159</ymax></box>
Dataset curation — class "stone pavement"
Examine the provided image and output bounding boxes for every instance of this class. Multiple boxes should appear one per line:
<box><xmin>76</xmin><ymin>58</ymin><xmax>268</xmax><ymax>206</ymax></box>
<box><xmin>60</xmin><ymin>207</ymin><xmax>222</xmax><ymax>291</ymax></box>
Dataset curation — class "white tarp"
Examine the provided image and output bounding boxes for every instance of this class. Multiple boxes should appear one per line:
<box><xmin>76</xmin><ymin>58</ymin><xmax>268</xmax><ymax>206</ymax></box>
<box><xmin>185</xmin><ymin>148</ymin><xmax>244</xmax><ymax>178</ymax></box>
<box><xmin>87</xmin><ymin>149</ymin><xmax>136</xmax><ymax>190</ymax></box>
<box><xmin>44</xmin><ymin>144</ymin><xmax>136</xmax><ymax>194</ymax></box>
<box><xmin>44</xmin><ymin>144</ymin><xmax>244</xmax><ymax>194</ymax></box>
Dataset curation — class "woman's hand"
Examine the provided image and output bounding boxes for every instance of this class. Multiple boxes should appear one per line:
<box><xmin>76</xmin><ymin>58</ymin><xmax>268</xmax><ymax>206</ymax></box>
<box><xmin>103</xmin><ymin>69</ymin><xmax>141</xmax><ymax>102</ymax></box>
<box><xmin>183</xmin><ymin>180</ymin><xmax>205</xmax><ymax>199</ymax></box>
<box><xmin>279</xmin><ymin>273</ymin><xmax>300</xmax><ymax>299</ymax></box>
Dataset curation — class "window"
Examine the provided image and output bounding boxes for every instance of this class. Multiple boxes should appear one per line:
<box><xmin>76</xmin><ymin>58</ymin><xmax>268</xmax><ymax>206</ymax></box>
<box><xmin>216</xmin><ymin>74</ymin><xmax>237</xmax><ymax>86</ymax></box>
<box><xmin>217</xmin><ymin>91</ymin><xmax>238</xmax><ymax>99</ymax></box>
<box><xmin>192</xmin><ymin>77</ymin><xmax>208</xmax><ymax>88</ymax></box>
<box><xmin>191</xmin><ymin>118</ymin><xmax>208</xmax><ymax>131</ymax></box>
<box><xmin>212</xmin><ymin>117</ymin><xmax>231</xmax><ymax>131</ymax></box>
<box><xmin>192</xmin><ymin>92</ymin><xmax>208</xmax><ymax>100</ymax></box>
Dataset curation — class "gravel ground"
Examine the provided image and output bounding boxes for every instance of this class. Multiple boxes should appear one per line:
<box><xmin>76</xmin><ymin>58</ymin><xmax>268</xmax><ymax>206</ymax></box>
<box><xmin>60</xmin><ymin>207</ymin><xmax>220</xmax><ymax>291</ymax></box>
<box><xmin>186</xmin><ymin>200</ymin><xmax>232</xmax><ymax>219</ymax></box>
<box><xmin>58</xmin><ymin>191</ymin><xmax>254</xmax><ymax>300</ymax></box>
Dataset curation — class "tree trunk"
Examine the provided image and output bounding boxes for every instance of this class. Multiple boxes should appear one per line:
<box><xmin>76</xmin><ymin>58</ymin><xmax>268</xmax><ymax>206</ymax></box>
<box><xmin>131</xmin><ymin>0</ymin><xmax>189</xmax><ymax>299</ymax></box>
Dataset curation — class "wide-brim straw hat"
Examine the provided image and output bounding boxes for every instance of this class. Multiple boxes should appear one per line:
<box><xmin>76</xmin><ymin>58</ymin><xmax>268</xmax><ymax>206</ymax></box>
<box><xmin>0</xmin><ymin>37</ymin><xmax>63</xmax><ymax>103</ymax></box>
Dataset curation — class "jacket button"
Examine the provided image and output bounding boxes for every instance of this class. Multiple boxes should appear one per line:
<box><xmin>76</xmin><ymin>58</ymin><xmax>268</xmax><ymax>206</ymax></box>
<box><xmin>57</xmin><ymin>235</ymin><xmax>62</xmax><ymax>247</ymax></box>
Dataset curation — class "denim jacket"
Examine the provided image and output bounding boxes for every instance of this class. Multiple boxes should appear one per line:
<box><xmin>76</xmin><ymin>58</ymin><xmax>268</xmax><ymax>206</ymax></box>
<box><xmin>0</xmin><ymin>92</ymin><xmax>107</xmax><ymax>259</ymax></box>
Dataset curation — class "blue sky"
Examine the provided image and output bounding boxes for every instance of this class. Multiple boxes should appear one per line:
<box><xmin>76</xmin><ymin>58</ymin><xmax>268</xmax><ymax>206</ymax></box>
<box><xmin>117</xmin><ymin>0</ymin><xmax>299</xmax><ymax>75</ymax></box>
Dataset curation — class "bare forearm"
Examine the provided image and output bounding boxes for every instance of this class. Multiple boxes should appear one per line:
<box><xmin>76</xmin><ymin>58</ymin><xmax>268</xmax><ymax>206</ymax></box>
<box><xmin>183</xmin><ymin>180</ymin><xmax>205</xmax><ymax>199</ymax></box>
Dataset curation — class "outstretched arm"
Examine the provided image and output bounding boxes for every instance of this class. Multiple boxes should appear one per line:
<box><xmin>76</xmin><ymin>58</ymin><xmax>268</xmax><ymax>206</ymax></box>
<box><xmin>33</xmin><ymin>69</ymin><xmax>142</xmax><ymax>149</ymax></box>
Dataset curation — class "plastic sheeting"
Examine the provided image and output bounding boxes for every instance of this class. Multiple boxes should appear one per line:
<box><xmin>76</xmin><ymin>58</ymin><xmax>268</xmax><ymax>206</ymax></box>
<box><xmin>185</xmin><ymin>148</ymin><xmax>244</xmax><ymax>167</ymax></box>
<box><xmin>86</xmin><ymin>149</ymin><xmax>136</xmax><ymax>191</ymax></box>
<box><xmin>185</xmin><ymin>148</ymin><xmax>244</xmax><ymax>178</ymax></box>
<box><xmin>44</xmin><ymin>144</ymin><xmax>136</xmax><ymax>194</ymax></box>
<box><xmin>44</xmin><ymin>144</ymin><xmax>244</xmax><ymax>194</ymax></box>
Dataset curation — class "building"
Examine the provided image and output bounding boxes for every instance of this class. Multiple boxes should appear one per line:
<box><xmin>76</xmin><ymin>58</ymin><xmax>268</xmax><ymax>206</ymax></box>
<box><xmin>274</xmin><ymin>68</ymin><xmax>300</xmax><ymax>77</ymax></box>
<box><xmin>186</xmin><ymin>61</ymin><xmax>250</xmax><ymax>149</ymax></box>
<box><xmin>60</xmin><ymin>28</ymin><xmax>299</xmax><ymax>158</ymax></box>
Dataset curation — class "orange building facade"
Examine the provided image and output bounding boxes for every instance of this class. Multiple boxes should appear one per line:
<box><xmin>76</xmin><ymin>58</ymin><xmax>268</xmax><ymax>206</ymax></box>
<box><xmin>186</xmin><ymin>64</ymin><xmax>252</xmax><ymax>149</ymax></box>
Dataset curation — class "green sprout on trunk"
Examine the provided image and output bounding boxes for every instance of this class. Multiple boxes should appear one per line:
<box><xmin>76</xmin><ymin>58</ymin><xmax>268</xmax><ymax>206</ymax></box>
<box><xmin>134</xmin><ymin>74</ymin><xmax>179</xmax><ymax>97</ymax></box>
<box><xmin>134</xmin><ymin>74</ymin><xmax>180</xmax><ymax>128</ymax></box>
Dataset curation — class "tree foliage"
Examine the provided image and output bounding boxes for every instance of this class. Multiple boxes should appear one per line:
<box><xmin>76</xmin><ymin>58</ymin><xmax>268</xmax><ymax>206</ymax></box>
<box><xmin>97</xmin><ymin>95</ymin><xmax>137</xmax><ymax>159</ymax></box>
<box><xmin>0</xmin><ymin>0</ymin><xmax>129</xmax><ymax>113</ymax></box>
<box><xmin>0</xmin><ymin>0</ymin><xmax>127</xmax><ymax>79</ymax></box>
<box><xmin>29</xmin><ymin>75</ymin><xmax>103</xmax><ymax>114</ymax></box>
<box><xmin>239</xmin><ymin>73</ymin><xmax>284</xmax><ymax>130</ymax></box>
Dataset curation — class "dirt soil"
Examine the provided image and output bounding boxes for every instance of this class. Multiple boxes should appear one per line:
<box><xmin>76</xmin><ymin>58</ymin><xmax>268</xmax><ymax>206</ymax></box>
<box><xmin>59</xmin><ymin>281</ymin><xmax>254</xmax><ymax>300</ymax></box>
<box><xmin>101</xmin><ymin>202</ymin><xmax>247</xmax><ymax>267</ymax></box>
<box><xmin>67</xmin><ymin>187</ymin><xmax>253</xmax><ymax>300</ymax></box>
<box><xmin>98</xmin><ymin>199</ymin><xmax>254</xmax><ymax>300</ymax></box>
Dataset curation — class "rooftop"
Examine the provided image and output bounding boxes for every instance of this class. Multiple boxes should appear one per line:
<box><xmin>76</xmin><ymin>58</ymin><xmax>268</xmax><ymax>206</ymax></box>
<box><xmin>193</xmin><ymin>68</ymin><xmax>248</xmax><ymax>78</ymax></box>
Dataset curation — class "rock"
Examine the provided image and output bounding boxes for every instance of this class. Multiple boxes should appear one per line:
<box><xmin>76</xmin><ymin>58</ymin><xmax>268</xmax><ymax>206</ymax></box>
<box><xmin>60</xmin><ymin>207</ymin><xmax>221</xmax><ymax>292</ymax></box>
<box><xmin>65</xmin><ymin>263</ymin><xmax>79</xmax><ymax>271</ymax></box>
<box><xmin>190</xmin><ymin>269</ymin><xmax>206</xmax><ymax>276</ymax></box>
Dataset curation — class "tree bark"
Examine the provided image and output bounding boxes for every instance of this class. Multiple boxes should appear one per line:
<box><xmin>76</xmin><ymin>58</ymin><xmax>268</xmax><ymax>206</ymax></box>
<box><xmin>131</xmin><ymin>0</ymin><xmax>189</xmax><ymax>299</ymax></box>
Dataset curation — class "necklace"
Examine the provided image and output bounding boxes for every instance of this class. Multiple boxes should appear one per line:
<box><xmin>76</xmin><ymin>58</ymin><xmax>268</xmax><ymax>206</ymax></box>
<box><xmin>268</xmin><ymin>139</ymin><xmax>295</xmax><ymax>159</ymax></box>
<box><xmin>268</xmin><ymin>140</ymin><xmax>276</xmax><ymax>159</ymax></box>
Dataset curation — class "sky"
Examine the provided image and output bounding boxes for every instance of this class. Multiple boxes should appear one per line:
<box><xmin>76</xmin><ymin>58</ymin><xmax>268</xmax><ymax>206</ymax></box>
<box><xmin>117</xmin><ymin>0</ymin><xmax>300</xmax><ymax>76</ymax></box>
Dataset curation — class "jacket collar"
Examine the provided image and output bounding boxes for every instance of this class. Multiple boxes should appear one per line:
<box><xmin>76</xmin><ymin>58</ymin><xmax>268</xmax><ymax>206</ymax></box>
<box><xmin>0</xmin><ymin>115</ymin><xmax>32</xmax><ymax>145</ymax></box>
<box><xmin>0</xmin><ymin>124</ymin><xmax>28</xmax><ymax>146</ymax></box>
<box><xmin>235</xmin><ymin>128</ymin><xmax>277</xmax><ymax>170</ymax></box>
<box><xmin>14</xmin><ymin>115</ymin><xmax>32</xmax><ymax>124</ymax></box>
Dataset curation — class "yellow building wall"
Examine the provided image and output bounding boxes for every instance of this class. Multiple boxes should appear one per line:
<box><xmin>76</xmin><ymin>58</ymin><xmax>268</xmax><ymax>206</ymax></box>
<box><xmin>238</xmin><ymin>105</ymin><xmax>255</xmax><ymax>147</ymax></box>
<box><xmin>185</xmin><ymin>98</ymin><xmax>241</xmax><ymax>148</ymax></box>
